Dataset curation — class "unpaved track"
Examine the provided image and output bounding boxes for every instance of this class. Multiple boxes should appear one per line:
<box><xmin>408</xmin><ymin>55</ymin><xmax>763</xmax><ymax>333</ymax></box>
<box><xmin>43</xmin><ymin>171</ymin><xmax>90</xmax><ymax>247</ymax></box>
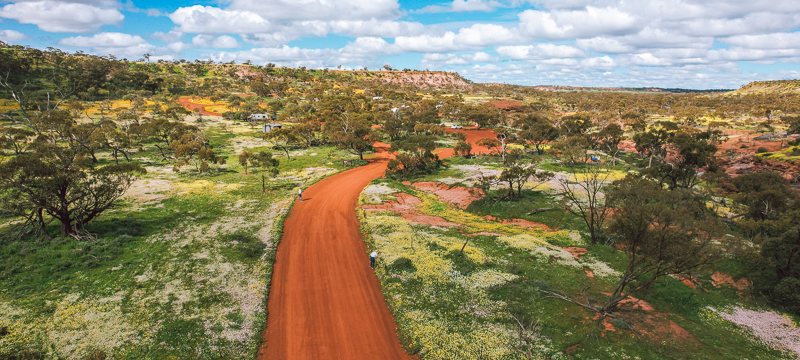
<box><xmin>259</xmin><ymin>130</ymin><xmax>494</xmax><ymax>359</ymax></box>
<box><xmin>259</xmin><ymin>143</ymin><xmax>410</xmax><ymax>360</ymax></box>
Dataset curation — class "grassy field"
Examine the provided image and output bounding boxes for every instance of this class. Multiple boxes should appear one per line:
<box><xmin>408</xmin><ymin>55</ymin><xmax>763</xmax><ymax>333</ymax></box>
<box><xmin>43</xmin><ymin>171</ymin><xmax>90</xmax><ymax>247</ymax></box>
<box><xmin>359</xmin><ymin>152</ymin><xmax>800</xmax><ymax>360</ymax></box>
<box><xmin>0</xmin><ymin>117</ymin><xmax>366</xmax><ymax>359</ymax></box>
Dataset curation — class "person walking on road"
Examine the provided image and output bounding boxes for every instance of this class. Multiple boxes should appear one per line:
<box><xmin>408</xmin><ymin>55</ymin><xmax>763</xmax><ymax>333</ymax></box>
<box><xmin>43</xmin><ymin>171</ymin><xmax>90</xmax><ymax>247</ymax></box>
<box><xmin>298</xmin><ymin>187</ymin><xmax>303</xmax><ymax>202</ymax></box>
<box><xmin>370</xmin><ymin>250</ymin><xmax>379</xmax><ymax>269</ymax></box>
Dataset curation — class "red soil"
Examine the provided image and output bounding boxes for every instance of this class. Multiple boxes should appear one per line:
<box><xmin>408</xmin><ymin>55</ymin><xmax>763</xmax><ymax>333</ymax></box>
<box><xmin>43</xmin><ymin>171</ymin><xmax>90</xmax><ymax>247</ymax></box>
<box><xmin>361</xmin><ymin>193</ymin><xmax>421</xmax><ymax>214</ymax></box>
<box><xmin>565</xmin><ymin>343</ymin><xmax>581</xmax><ymax>357</ymax></box>
<box><xmin>260</xmin><ymin>130</ymin><xmax>488</xmax><ymax>359</ymax></box>
<box><xmin>176</xmin><ymin>97</ymin><xmax>223</xmax><ymax>116</ymax></box>
<box><xmin>259</xmin><ymin>143</ymin><xmax>413</xmax><ymax>360</ymax></box>
<box><xmin>680</xmin><ymin>275</ymin><xmax>697</xmax><ymax>289</ymax></box>
<box><xmin>401</xmin><ymin>214</ymin><xmax>461</xmax><ymax>227</ymax></box>
<box><xmin>628</xmin><ymin>313</ymin><xmax>701</xmax><ymax>347</ymax></box>
<box><xmin>563</xmin><ymin>247</ymin><xmax>588</xmax><ymax>260</ymax></box>
<box><xmin>439</xmin><ymin>128</ymin><xmax>497</xmax><ymax>157</ymax></box>
<box><xmin>489</xmin><ymin>99</ymin><xmax>526</xmax><ymax>112</ymax></box>
<box><xmin>710</xmin><ymin>271</ymin><xmax>751</xmax><ymax>290</ymax></box>
<box><xmin>584</xmin><ymin>295</ymin><xmax>699</xmax><ymax>347</ymax></box>
<box><xmin>621</xmin><ymin>130</ymin><xmax>800</xmax><ymax>181</ymax></box>
<box><xmin>410</xmin><ymin>181</ymin><xmax>484</xmax><ymax>209</ymax></box>
<box><xmin>482</xmin><ymin>215</ymin><xmax>551</xmax><ymax>231</ymax></box>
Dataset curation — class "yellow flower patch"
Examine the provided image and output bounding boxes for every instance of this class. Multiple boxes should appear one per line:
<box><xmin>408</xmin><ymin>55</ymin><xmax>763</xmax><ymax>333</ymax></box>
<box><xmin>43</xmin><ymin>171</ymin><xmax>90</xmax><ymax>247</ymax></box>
<box><xmin>173</xmin><ymin>180</ymin><xmax>242</xmax><ymax>196</ymax></box>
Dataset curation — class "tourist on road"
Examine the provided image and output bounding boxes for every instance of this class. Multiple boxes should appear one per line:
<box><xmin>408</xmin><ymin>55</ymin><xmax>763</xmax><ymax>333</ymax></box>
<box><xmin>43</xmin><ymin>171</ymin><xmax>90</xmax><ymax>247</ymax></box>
<box><xmin>298</xmin><ymin>187</ymin><xmax>303</xmax><ymax>202</ymax></box>
<box><xmin>370</xmin><ymin>250</ymin><xmax>379</xmax><ymax>269</ymax></box>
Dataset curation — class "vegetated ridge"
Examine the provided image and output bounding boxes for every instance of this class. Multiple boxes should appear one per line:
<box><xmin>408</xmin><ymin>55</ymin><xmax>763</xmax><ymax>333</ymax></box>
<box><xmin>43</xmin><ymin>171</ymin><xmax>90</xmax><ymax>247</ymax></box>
<box><xmin>726</xmin><ymin>79</ymin><xmax>800</xmax><ymax>95</ymax></box>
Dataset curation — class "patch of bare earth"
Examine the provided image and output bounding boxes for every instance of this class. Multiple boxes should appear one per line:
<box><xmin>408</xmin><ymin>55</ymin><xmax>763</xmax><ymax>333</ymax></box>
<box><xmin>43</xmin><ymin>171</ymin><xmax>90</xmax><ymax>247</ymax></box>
<box><xmin>711</xmin><ymin>271</ymin><xmax>751</xmax><ymax>291</ymax></box>
<box><xmin>361</xmin><ymin>193</ymin><xmax>421</xmax><ymax>214</ymax></box>
<box><xmin>586</xmin><ymin>293</ymin><xmax>701</xmax><ymax>347</ymax></box>
<box><xmin>565</xmin><ymin>344</ymin><xmax>580</xmax><ymax>358</ymax></box>
<box><xmin>628</xmin><ymin>313</ymin><xmax>701</xmax><ymax>349</ymax></box>
<box><xmin>410</xmin><ymin>181</ymin><xmax>484</xmax><ymax>209</ymax></box>
<box><xmin>122</xmin><ymin>179</ymin><xmax>172</xmax><ymax>205</ymax></box>
<box><xmin>563</xmin><ymin>247</ymin><xmax>588</xmax><ymax>259</ymax></box>
<box><xmin>400</xmin><ymin>214</ymin><xmax>461</xmax><ymax>228</ymax></box>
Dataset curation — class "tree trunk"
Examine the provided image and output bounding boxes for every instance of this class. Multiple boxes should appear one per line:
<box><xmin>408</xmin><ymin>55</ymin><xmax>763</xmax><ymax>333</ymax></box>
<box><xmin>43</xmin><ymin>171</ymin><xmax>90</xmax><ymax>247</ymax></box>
<box><xmin>526</xmin><ymin>208</ymin><xmax>553</xmax><ymax>215</ymax></box>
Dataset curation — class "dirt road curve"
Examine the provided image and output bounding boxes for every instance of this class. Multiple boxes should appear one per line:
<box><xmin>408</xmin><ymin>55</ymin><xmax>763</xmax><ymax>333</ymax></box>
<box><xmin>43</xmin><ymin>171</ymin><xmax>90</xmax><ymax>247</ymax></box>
<box><xmin>259</xmin><ymin>129</ymin><xmax>495</xmax><ymax>359</ymax></box>
<box><xmin>176</xmin><ymin>97</ymin><xmax>223</xmax><ymax>116</ymax></box>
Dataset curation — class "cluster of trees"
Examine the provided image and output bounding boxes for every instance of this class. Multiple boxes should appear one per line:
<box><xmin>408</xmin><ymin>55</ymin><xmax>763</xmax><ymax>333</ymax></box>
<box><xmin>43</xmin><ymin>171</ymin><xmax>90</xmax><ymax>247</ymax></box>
<box><xmin>0</xmin><ymin>43</ymin><xmax>232</xmax><ymax>239</ymax></box>
<box><xmin>728</xmin><ymin>172</ymin><xmax>800</xmax><ymax>314</ymax></box>
<box><xmin>238</xmin><ymin>150</ymin><xmax>280</xmax><ymax>192</ymax></box>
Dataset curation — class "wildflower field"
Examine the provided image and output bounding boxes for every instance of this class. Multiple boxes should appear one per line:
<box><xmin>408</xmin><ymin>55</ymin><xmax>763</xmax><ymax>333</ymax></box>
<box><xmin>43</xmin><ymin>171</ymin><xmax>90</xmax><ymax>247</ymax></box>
<box><xmin>0</xmin><ymin>118</ymin><xmax>364</xmax><ymax>359</ymax></box>
<box><xmin>360</xmin><ymin>165</ymin><xmax>800</xmax><ymax>359</ymax></box>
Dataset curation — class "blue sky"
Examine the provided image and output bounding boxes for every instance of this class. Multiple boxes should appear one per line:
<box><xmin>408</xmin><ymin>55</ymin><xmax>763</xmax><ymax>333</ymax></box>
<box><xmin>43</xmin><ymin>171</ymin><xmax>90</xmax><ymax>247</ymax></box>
<box><xmin>2</xmin><ymin>0</ymin><xmax>800</xmax><ymax>89</ymax></box>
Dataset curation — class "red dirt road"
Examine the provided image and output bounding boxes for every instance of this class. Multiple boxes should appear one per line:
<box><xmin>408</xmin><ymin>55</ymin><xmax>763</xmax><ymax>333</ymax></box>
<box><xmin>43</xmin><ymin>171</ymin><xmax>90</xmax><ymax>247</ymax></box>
<box><xmin>259</xmin><ymin>143</ymin><xmax>410</xmax><ymax>360</ymax></box>
<box><xmin>259</xmin><ymin>129</ymin><xmax>496</xmax><ymax>359</ymax></box>
<box><xmin>176</xmin><ymin>97</ymin><xmax>223</xmax><ymax>116</ymax></box>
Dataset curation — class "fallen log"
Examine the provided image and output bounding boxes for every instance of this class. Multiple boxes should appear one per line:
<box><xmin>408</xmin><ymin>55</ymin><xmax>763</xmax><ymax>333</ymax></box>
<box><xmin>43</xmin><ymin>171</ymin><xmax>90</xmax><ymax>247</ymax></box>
<box><xmin>526</xmin><ymin>207</ymin><xmax>554</xmax><ymax>215</ymax></box>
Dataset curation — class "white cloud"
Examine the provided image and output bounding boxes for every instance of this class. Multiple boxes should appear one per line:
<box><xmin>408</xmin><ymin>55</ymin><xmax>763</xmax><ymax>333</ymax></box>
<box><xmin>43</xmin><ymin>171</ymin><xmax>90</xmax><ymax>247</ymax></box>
<box><xmin>0</xmin><ymin>29</ymin><xmax>32</xmax><ymax>42</ymax></box>
<box><xmin>0</xmin><ymin>1</ymin><xmax>123</xmax><ymax>33</ymax></box>
<box><xmin>580</xmin><ymin>56</ymin><xmax>616</xmax><ymax>69</ymax></box>
<box><xmin>211</xmin><ymin>35</ymin><xmax>240</xmax><ymax>49</ymax></box>
<box><xmin>10</xmin><ymin>0</ymin><xmax>121</xmax><ymax>7</ymax></box>
<box><xmin>417</xmin><ymin>0</ymin><xmax>502</xmax><ymax>13</ymax></box>
<box><xmin>169</xmin><ymin>3</ymin><xmax>425</xmax><ymax>44</ymax></box>
<box><xmin>150</xmin><ymin>30</ymin><xmax>184</xmax><ymax>43</ymax></box>
<box><xmin>321</xmin><ymin>20</ymin><xmax>426</xmax><ymax>38</ymax></box>
<box><xmin>342</xmin><ymin>37</ymin><xmax>395</xmax><ymax>54</ymax></box>
<box><xmin>192</xmin><ymin>34</ymin><xmax>240</xmax><ymax>49</ymax></box>
<box><xmin>395</xmin><ymin>23</ymin><xmax>517</xmax><ymax>53</ymax></box>
<box><xmin>56</xmin><ymin>32</ymin><xmax>191</xmax><ymax>60</ymax></box>
<box><xmin>518</xmin><ymin>7</ymin><xmax>640</xmax><ymax>40</ymax></box>
<box><xmin>526</xmin><ymin>0</ymin><xmax>596</xmax><ymax>10</ymax></box>
<box><xmin>582</xmin><ymin>28</ymin><xmax>713</xmax><ymax>52</ymax></box>
<box><xmin>496</xmin><ymin>43</ymin><xmax>585</xmax><ymax>60</ymax></box>
<box><xmin>420</xmin><ymin>52</ymin><xmax>500</xmax><ymax>66</ymax></box>
<box><xmin>627</xmin><ymin>53</ymin><xmax>670</xmax><ymax>67</ymax></box>
<box><xmin>674</xmin><ymin>12</ymin><xmax>800</xmax><ymax>37</ymax></box>
<box><xmin>708</xmin><ymin>47</ymin><xmax>800</xmax><ymax>62</ymax></box>
<box><xmin>169</xmin><ymin>6</ymin><xmax>271</xmax><ymax>34</ymax></box>
<box><xmin>59</xmin><ymin>32</ymin><xmax>146</xmax><ymax>47</ymax></box>
<box><xmin>576</xmin><ymin>37</ymin><xmax>633</xmax><ymax>54</ymax></box>
<box><xmin>225</xmin><ymin>0</ymin><xmax>400</xmax><ymax>21</ymax></box>
<box><xmin>723</xmin><ymin>32</ymin><xmax>800</xmax><ymax>50</ymax></box>
<box><xmin>241</xmin><ymin>33</ymin><xmax>304</xmax><ymax>46</ymax></box>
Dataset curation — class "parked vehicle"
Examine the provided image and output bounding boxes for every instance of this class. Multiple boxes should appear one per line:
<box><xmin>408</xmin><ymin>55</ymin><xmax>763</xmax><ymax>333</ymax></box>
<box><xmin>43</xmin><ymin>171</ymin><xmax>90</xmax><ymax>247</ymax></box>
<box><xmin>247</xmin><ymin>113</ymin><xmax>270</xmax><ymax>121</ymax></box>
<box><xmin>263</xmin><ymin>123</ymin><xmax>282</xmax><ymax>132</ymax></box>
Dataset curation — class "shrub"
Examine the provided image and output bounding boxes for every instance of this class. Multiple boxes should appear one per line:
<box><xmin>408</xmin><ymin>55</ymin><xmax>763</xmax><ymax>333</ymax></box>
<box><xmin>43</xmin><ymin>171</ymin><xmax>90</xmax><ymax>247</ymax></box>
<box><xmin>224</xmin><ymin>234</ymin><xmax>267</xmax><ymax>259</ymax></box>
<box><xmin>756</xmin><ymin>147</ymin><xmax>769</xmax><ymax>153</ymax></box>
<box><xmin>390</xmin><ymin>257</ymin><xmax>415</xmax><ymax>271</ymax></box>
<box><xmin>771</xmin><ymin>277</ymin><xmax>800</xmax><ymax>315</ymax></box>
<box><xmin>533</xmin><ymin>279</ymin><xmax>549</xmax><ymax>290</ymax></box>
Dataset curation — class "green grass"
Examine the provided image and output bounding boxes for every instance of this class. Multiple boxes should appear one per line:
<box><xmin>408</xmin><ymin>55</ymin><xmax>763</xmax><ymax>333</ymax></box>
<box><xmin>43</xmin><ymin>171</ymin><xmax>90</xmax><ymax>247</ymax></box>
<box><xmin>0</xmin><ymin>120</ymin><xmax>369</xmax><ymax>358</ymax></box>
<box><xmin>361</xmin><ymin>153</ymin><xmax>798</xmax><ymax>360</ymax></box>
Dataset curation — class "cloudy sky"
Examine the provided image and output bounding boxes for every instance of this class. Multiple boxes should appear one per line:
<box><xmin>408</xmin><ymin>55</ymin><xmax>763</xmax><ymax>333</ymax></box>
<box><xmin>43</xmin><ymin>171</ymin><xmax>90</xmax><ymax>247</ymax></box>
<box><xmin>2</xmin><ymin>0</ymin><xmax>800</xmax><ymax>89</ymax></box>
